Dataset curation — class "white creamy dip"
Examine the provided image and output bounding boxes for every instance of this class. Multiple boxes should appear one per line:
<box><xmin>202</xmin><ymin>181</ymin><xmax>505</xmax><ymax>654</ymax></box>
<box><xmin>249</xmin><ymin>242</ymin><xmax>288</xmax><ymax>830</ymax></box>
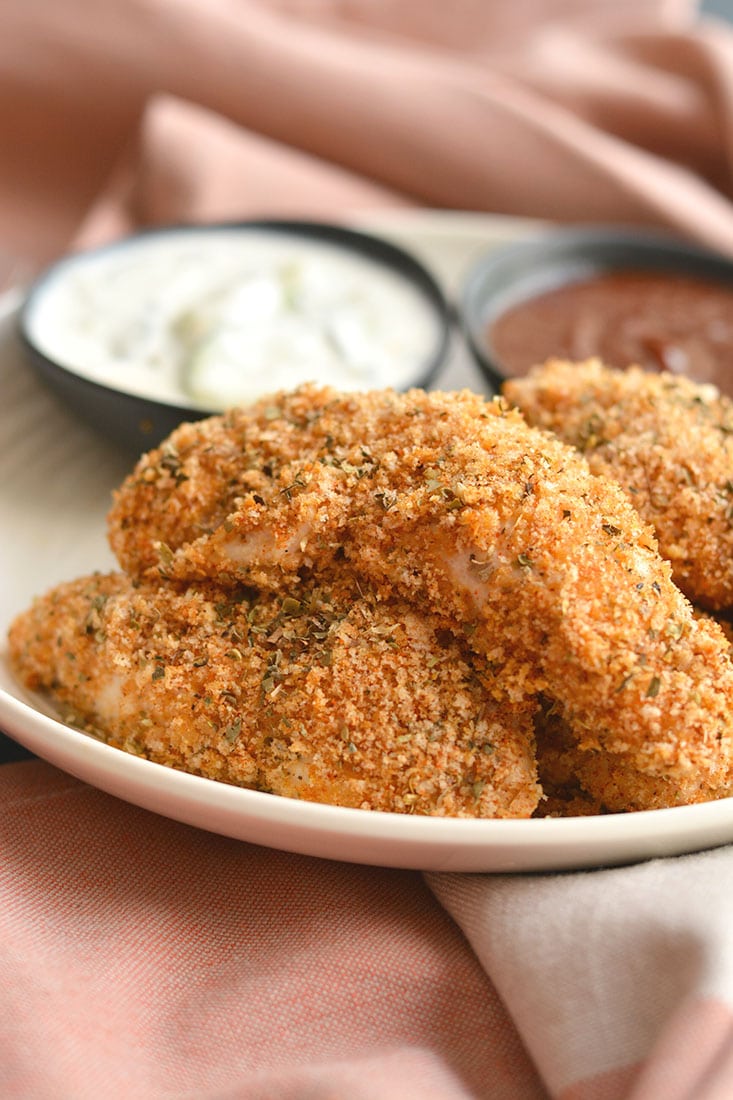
<box><xmin>25</xmin><ymin>228</ymin><xmax>444</xmax><ymax>409</ymax></box>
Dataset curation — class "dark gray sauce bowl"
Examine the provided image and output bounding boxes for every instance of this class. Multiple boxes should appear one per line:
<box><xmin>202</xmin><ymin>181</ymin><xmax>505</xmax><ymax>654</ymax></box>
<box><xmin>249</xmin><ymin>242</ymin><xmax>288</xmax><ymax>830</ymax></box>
<box><xmin>19</xmin><ymin>220</ymin><xmax>452</xmax><ymax>453</ymax></box>
<box><xmin>460</xmin><ymin>225</ymin><xmax>733</xmax><ymax>391</ymax></box>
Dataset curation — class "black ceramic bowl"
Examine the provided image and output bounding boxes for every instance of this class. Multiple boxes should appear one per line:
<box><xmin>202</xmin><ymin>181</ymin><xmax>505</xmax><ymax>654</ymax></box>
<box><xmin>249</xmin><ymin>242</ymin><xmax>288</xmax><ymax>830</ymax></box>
<box><xmin>460</xmin><ymin>225</ymin><xmax>733</xmax><ymax>392</ymax></box>
<box><xmin>20</xmin><ymin>220</ymin><xmax>451</xmax><ymax>453</ymax></box>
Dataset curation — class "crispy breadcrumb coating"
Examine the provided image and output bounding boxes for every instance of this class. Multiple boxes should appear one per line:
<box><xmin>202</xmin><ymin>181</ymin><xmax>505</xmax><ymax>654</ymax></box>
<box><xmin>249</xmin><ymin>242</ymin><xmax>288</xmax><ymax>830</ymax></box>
<box><xmin>504</xmin><ymin>358</ymin><xmax>733</xmax><ymax>610</ymax></box>
<box><xmin>533</xmin><ymin>700</ymin><xmax>603</xmax><ymax>818</ymax></box>
<box><xmin>107</xmin><ymin>385</ymin><xmax>733</xmax><ymax>810</ymax></box>
<box><xmin>8</xmin><ymin>572</ymin><xmax>540</xmax><ymax>817</ymax></box>
<box><xmin>532</xmin><ymin>699</ymin><xmax>723</xmax><ymax>817</ymax></box>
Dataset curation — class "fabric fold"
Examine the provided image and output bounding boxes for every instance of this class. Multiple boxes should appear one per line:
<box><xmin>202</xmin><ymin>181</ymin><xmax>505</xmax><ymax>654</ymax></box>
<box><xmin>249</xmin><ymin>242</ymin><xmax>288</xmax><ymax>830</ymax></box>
<box><xmin>427</xmin><ymin>851</ymin><xmax>733</xmax><ymax>1099</ymax></box>
<box><xmin>3</xmin><ymin>0</ymin><xmax>733</xmax><ymax>260</ymax></box>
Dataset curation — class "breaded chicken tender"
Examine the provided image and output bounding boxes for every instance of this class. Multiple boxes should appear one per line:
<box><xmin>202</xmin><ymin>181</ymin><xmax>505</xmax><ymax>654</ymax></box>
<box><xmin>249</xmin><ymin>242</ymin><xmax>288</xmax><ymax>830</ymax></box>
<box><xmin>8</xmin><ymin>572</ymin><xmax>540</xmax><ymax>818</ymax></box>
<box><xmin>108</xmin><ymin>386</ymin><xmax>733</xmax><ymax>810</ymax></box>
<box><xmin>504</xmin><ymin>358</ymin><xmax>733</xmax><ymax>610</ymax></box>
<box><xmin>532</xmin><ymin>699</ymin><xmax>717</xmax><ymax>816</ymax></box>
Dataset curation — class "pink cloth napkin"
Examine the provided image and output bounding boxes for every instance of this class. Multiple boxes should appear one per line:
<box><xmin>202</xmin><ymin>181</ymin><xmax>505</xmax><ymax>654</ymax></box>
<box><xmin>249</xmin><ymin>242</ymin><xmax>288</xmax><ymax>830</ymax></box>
<box><xmin>5</xmin><ymin>2</ymin><xmax>733</xmax><ymax>1098</ymax></box>
<box><xmin>0</xmin><ymin>763</ymin><xmax>545</xmax><ymax>1100</ymax></box>
<box><xmin>4</xmin><ymin>764</ymin><xmax>733</xmax><ymax>1099</ymax></box>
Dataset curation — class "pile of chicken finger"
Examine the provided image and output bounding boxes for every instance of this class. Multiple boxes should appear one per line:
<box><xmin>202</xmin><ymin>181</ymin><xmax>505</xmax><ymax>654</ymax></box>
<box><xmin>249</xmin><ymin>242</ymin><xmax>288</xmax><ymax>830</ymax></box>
<box><xmin>10</xmin><ymin>359</ymin><xmax>733</xmax><ymax>817</ymax></box>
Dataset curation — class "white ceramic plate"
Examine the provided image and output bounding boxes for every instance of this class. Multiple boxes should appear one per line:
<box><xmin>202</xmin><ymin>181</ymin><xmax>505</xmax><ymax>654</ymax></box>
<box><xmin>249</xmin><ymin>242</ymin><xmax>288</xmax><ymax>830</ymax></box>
<box><xmin>3</xmin><ymin>212</ymin><xmax>733</xmax><ymax>873</ymax></box>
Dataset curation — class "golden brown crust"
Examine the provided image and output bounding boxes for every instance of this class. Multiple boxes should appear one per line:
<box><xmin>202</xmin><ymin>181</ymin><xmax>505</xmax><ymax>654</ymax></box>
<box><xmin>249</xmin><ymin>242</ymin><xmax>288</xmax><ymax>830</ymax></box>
<box><xmin>8</xmin><ymin>571</ymin><xmax>540</xmax><ymax>818</ymax></box>
<box><xmin>107</xmin><ymin>385</ymin><xmax>733</xmax><ymax>808</ymax></box>
<box><xmin>504</xmin><ymin>358</ymin><xmax>733</xmax><ymax>611</ymax></box>
<box><xmin>9</xmin><ymin>381</ymin><xmax>733</xmax><ymax>817</ymax></box>
<box><xmin>533</xmin><ymin>699</ymin><xmax>724</xmax><ymax>816</ymax></box>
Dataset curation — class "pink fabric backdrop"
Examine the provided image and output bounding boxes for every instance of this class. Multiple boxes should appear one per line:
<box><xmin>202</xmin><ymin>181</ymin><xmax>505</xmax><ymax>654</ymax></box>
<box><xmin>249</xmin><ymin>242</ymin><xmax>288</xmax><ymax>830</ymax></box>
<box><xmin>2</xmin><ymin>0</ymin><xmax>733</xmax><ymax>263</ymax></box>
